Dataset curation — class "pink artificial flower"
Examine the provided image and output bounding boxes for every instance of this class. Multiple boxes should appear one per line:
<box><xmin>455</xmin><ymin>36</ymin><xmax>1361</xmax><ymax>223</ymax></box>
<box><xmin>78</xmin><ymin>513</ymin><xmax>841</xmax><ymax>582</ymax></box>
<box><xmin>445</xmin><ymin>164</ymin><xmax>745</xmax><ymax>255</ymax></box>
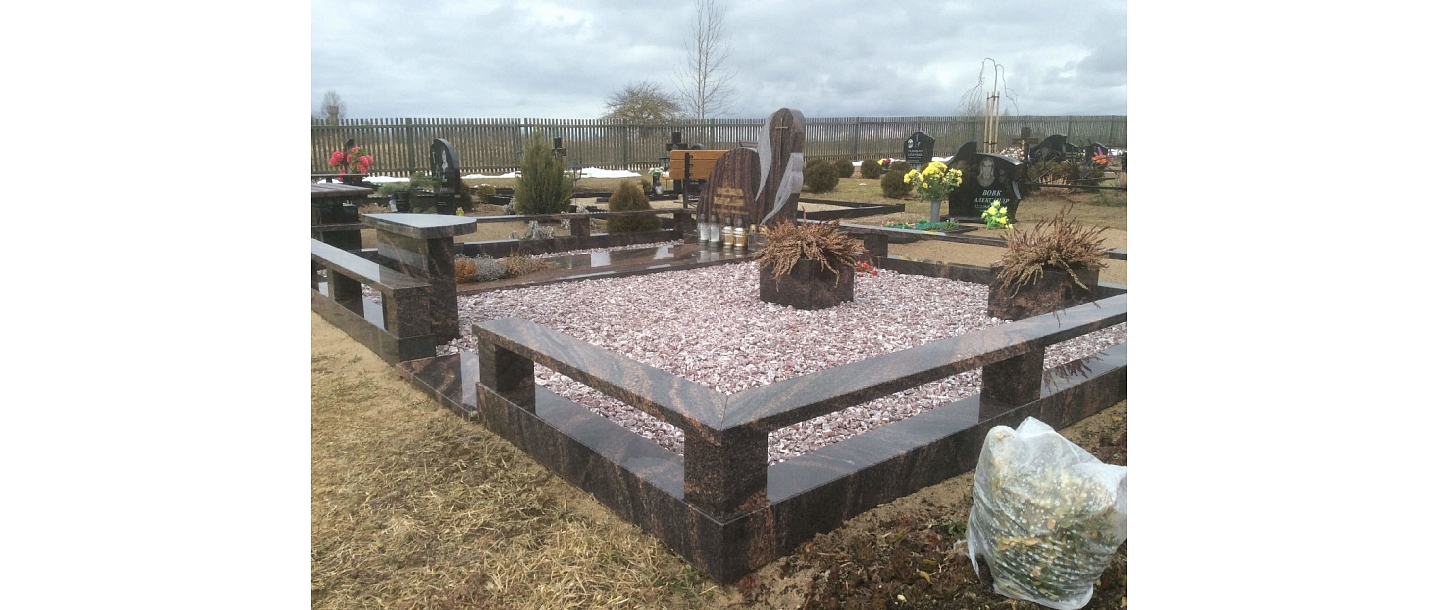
<box><xmin>338</xmin><ymin>169</ymin><xmax>348</xmax><ymax>175</ymax></box>
<box><xmin>328</xmin><ymin>151</ymin><xmax>345</xmax><ymax>166</ymax></box>
<box><xmin>359</xmin><ymin>155</ymin><xmax>372</xmax><ymax>165</ymax></box>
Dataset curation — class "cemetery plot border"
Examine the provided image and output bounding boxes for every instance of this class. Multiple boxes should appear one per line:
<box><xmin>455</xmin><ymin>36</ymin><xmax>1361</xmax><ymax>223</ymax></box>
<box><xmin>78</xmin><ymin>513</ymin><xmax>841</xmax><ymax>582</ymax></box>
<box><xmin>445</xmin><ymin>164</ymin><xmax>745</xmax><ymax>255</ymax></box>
<box><xmin>392</xmin><ymin>255</ymin><xmax>1127</xmax><ymax>584</ymax></box>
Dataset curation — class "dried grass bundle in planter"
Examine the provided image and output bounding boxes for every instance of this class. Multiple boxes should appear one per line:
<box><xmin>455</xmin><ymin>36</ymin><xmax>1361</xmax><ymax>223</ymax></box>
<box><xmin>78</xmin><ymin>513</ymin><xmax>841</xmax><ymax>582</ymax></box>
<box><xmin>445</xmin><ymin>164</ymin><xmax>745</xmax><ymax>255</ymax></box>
<box><xmin>995</xmin><ymin>203</ymin><xmax>1109</xmax><ymax>297</ymax></box>
<box><xmin>755</xmin><ymin>220</ymin><xmax>869</xmax><ymax>283</ymax></box>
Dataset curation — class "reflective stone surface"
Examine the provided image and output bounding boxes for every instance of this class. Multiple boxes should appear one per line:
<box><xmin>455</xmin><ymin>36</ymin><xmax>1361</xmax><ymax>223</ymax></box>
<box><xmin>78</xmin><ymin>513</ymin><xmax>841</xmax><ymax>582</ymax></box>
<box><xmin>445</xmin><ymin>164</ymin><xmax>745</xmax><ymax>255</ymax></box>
<box><xmin>457</xmin><ymin>242</ymin><xmax>757</xmax><ymax>294</ymax></box>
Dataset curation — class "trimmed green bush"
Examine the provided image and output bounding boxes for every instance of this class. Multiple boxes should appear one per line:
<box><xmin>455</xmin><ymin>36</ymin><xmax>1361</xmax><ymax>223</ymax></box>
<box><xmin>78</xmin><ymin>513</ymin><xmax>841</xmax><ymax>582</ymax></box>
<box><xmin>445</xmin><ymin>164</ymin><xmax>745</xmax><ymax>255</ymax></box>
<box><xmin>803</xmin><ymin>159</ymin><xmax>840</xmax><ymax>193</ymax></box>
<box><xmin>859</xmin><ymin>159</ymin><xmax>882</xmax><ymax>179</ymax></box>
<box><xmin>514</xmin><ymin>135</ymin><xmax>572</xmax><ymax>215</ymax></box>
<box><xmin>606</xmin><ymin>181</ymin><xmax>661</xmax><ymax>233</ymax></box>
<box><xmin>880</xmin><ymin>161</ymin><xmax>914</xmax><ymax>199</ymax></box>
<box><xmin>834</xmin><ymin>159</ymin><xmax>855</xmax><ymax>179</ymax></box>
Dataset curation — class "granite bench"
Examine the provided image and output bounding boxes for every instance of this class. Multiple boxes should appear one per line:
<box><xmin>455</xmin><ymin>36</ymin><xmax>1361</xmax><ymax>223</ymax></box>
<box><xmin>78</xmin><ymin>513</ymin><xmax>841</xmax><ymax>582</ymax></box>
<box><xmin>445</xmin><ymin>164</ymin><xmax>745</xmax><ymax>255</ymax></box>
<box><xmin>311</xmin><ymin>239</ymin><xmax>435</xmax><ymax>363</ymax></box>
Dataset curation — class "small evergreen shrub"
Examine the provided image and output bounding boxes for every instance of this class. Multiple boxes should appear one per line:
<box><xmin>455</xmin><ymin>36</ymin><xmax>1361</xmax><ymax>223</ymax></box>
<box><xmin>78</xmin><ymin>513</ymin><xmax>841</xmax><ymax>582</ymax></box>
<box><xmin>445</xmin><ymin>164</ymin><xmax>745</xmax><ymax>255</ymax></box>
<box><xmin>859</xmin><ymin>159</ymin><xmax>882</xmax><ymax>179</ymax></box>
<box><xmin>606</xmin><ymin>181</ymin><xmax>662</xmax><ymax>233</ymax></box>
<box><xmin>803</xmin><ymin>160</ymin><xmax>840</xmax><ymax>193</ymax></box>
<box><xmin>514</xmin><ymin>135</ymin><xmax>572</xmax><ymax>214</ymax></box>
<box><xmin>880</xmin><ymin>161</ymin><xmax>914</xmax><ymax>199</ymax></box>
<box><xmin>454</xmin><ymin>254</ymin><xmax>505</xmax><ymax>283</ymax></box>
<box><xmin>472</xmin><ymin>255</ymin><xmax>505</xmax><ymax>281</ymax></box>
<box><xmin>834</xmin><ymin>159</ymin><xmax>855</xmax><ymax>179</ymax></box>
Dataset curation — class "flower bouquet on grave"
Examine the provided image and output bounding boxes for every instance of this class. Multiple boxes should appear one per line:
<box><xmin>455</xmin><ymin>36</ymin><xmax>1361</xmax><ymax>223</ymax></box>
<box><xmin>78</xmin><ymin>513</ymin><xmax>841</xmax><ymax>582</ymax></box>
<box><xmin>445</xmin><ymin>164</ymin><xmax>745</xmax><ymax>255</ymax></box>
<box><xmin>903</xmin><ymin>161</ymin><xmax>964</xmax><ymax>201</ymax></box>
<box><xmin>328</xmin><ymin>145</ymin><xmax>373</xmax><ymax>176</ymax></box>
<box><xmin>981</xmin><ymin>200</ymin><xmax>1012</xmax><ymax>229</ymax></box>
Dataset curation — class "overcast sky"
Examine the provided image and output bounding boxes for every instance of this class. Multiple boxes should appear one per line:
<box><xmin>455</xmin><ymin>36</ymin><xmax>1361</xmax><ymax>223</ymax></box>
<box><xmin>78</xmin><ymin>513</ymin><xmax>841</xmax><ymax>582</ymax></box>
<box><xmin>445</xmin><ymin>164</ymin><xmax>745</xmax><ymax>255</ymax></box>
<box><xmin>311</xmin><ymin>0</ymin><xmax>1124</xmax><ymax>120</ymax></box>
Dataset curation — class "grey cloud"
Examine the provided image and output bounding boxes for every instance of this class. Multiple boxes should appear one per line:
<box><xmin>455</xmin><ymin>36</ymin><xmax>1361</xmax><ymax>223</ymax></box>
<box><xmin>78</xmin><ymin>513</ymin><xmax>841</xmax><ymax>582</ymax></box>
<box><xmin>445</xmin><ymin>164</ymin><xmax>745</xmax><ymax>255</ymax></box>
<box><xmin>313</xmin><ymin>0</ymin><xmax>1124</xmax><ymax>119</ymax></box>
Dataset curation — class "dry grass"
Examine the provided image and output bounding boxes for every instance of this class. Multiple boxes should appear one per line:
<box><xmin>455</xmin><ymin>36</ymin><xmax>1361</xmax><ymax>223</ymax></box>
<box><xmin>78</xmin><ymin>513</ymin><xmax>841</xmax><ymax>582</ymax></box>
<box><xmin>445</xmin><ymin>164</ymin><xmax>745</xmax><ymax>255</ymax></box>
<box><xmin>754</xmin><ymin>220</ymin><xmax>868</xmax><ymax>280</ymax></box>
<box><xmin>995</xmin><ymin>203</ymin><xmax>1110</xmax><ymax>296</ymax></box>
<box><xmin>311</xmin><ymin>314</ymin><xmax>716</xmax><ymax>609</ymax></box>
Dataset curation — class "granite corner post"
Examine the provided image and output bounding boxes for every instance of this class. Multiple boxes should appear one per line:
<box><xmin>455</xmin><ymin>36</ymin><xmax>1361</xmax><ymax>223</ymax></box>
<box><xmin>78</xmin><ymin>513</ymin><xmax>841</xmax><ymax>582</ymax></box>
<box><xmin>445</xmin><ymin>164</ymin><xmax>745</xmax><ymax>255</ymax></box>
<box><xmin>682</xmin><ymin>422</ymin><xmax>769</xmax><ymax>522</ymax></box>
<box><xmin>364</xmin><ymin>213</ymin><xmax>478</xmax><ymax>344</ymax></box>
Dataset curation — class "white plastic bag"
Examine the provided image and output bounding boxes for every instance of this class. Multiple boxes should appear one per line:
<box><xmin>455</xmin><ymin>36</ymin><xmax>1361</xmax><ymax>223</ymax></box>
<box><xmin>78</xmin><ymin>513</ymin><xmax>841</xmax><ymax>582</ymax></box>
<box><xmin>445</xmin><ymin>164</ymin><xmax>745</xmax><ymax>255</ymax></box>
<box><xmin>967</xmin><ymin>417</ymin><xmax>1127</xmax><ymax>610</ymax></box>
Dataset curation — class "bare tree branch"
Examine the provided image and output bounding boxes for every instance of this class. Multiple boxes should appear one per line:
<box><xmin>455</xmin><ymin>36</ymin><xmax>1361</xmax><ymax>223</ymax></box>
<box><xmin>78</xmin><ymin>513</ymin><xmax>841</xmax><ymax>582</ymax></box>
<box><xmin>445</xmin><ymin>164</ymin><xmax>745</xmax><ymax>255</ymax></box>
<box><xmin>603</xmin><ymin>81</ymin><xmax>684</xmax><ymax>122</ymax></box>
<box><xmin>314</xmin><ymin>89</ymin><xmax>347</xmax><ymax>123</ymax></box>
<box><xmin>672</xmin><ymin>0</ymin><xmax>735</xmax><ymax>122</ymax></box>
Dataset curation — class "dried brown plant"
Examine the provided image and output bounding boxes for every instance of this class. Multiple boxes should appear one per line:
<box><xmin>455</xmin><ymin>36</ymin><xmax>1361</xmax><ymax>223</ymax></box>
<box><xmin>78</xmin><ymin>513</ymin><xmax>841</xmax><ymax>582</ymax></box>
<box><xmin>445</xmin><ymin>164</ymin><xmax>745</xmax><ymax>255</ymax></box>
<box><xmin>996</xmin><ymin>203</ymin><xmax>1109</xmax><ymax>296</ymax></box>
<box><xmin>755</xmin><ymin>220</ymin><xmax>869</xmax><ymax>283</ymax></box>
<box><xmin>453</xmin><ymin>257</ymin><xmax>477</xmax><ymax>283</ymax></box>
<box><xmin>501</xmin><ymin>253</ymin><xmax>555</xmax><ymax>278</ymax></box>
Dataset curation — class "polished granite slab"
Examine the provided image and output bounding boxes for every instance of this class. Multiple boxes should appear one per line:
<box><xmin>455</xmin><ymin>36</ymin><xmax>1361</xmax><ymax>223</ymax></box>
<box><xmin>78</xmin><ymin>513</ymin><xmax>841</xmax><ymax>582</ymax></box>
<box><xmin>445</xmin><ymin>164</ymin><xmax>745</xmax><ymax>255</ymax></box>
<box><xmin>363</xmin><ymin>213</ymin><xmax>479</xmax><ymax>239</ymax></box>
<box><xmin>457</xmin><ymin>242</ymin><xmax>758</xmax><ymax>294</ymax></box>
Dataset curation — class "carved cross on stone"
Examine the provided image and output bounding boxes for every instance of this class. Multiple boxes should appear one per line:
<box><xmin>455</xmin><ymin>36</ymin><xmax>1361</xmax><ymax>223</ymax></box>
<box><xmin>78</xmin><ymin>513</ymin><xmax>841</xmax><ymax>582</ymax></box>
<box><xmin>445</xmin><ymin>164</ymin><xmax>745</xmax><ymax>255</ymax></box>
<box><xmin>755</xmin><ymin>108</ymin><xmax>806</xmax><ymax>226</ymax></box>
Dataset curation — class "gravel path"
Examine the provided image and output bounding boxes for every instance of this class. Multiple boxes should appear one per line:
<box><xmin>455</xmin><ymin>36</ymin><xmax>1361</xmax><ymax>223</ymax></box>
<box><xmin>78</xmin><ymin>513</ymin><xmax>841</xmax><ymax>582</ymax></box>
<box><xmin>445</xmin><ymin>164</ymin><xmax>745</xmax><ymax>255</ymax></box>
<box><xmin>438</xmin><ymin>261</ymin><xmax>1126</xmax><ymax>464</ymax></box>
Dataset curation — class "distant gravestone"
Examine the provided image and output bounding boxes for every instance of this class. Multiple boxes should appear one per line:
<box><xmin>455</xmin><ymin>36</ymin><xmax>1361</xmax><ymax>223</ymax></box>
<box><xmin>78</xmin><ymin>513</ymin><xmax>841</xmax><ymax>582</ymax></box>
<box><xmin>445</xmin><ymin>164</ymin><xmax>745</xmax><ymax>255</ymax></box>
<box><xmin>904</xmin><ymin>131</ymin><xmax>935</xmax><ymax>169</ymax></box>
<box><xmin>431</xmin><ymin>139</ymin><xmax>463</xmax><ymax>192</ymax></box>
<box><xmin>946</xmin><ymin>148</ymin><xmax>1026</xmax><ymax>221</ymax></box>
<box><xmin>954</xmin><ymin>141</ymin><xmax>978</xmax><ymax>160</ymax></box>
<box><xmin>698</xmin><ymin>148</ymin><xmax>762</xmax><ymax>224</ymax></box>
<box><xmin>756</xmin><ymin>108</ymin><xmax>806</xmax><ymax>225</ymax></box>
<box><xmin>431</xmin><ymin>138</ymin><xmax>467</xmax><ymax>204</ymax></box>
<box><xmin>1027</xmin><ymin>134</ymin><xmax>1068</xmax><ymax>163</ymax></box>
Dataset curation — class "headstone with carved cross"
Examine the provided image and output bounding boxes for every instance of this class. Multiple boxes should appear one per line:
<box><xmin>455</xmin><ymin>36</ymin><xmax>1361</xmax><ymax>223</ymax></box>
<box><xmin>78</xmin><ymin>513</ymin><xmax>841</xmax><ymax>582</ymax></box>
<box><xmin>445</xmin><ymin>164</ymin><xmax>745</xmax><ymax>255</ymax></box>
<box><xmin>755</xmin><ymin>108</ymin><xmax>806</xmax><ymax>226</ymax></box>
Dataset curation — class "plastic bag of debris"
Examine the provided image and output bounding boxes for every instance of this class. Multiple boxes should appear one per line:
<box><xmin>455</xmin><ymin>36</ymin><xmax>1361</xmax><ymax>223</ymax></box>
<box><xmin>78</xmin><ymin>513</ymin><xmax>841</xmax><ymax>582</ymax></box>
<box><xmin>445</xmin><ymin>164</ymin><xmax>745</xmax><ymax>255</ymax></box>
<box><xmin>967</xmin><ymin>417</ymin><xmax>1127</xmax><ymax>610</ymax></box>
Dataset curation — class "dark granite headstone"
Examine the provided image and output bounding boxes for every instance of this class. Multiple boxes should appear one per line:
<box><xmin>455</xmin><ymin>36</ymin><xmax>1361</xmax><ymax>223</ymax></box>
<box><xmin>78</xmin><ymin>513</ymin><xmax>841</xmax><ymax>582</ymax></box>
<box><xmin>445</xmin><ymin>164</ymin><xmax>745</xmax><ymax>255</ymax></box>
<box><xmin>1027</xmin><ymin>134</ymin><xmax>1067</xmax><ymax>163</ymax></box>
<box><xmin>430</xmin><ymin>139</ymin><xmax>466</xmax><ymax>210</ymax></box>
<box><xmin>904</xmin><ymin>131</ymin><xmax>935</xmax><ymax>169</ymax></box>
<box><xmin>698</xmin><ymin>148</ymin><xmax>762</xmax><ymax>224</ymax></box>
<box><xmin>946</xmin><ymin>151</ymin><xmax>1026</xmax><ymax>221</ymax></box>
<box><xmin>954</xmin><ymin>141</ymin><xmax>978</xmax><ymax>160</ymax></box>
<box><xmin>756</xmin><ymin>108</ymin><xmax>806</xmax><ymax>226</ymax></box>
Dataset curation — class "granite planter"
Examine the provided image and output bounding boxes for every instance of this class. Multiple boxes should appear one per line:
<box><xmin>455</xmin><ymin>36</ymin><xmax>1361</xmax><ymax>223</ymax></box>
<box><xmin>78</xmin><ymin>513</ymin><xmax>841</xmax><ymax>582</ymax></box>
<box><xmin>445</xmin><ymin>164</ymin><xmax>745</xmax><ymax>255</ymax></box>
<box><xmin>987</xmin><ymin>263</ymin><xmax>1100</xmax><ymax>320</ymax></box>
<box><xmin>759</xmin><ymin>258</ymin><xmax>854</xmax><ymax>310</ymax></box>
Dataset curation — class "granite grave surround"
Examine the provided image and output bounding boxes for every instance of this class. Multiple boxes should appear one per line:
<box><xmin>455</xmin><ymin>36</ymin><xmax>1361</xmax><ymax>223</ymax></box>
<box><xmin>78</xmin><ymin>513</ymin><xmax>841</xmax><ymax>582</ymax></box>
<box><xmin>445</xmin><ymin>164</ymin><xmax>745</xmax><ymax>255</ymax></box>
<box><xmin>393</xmin><ymin>289</ymin><xmax>1126</xmax><ymax>583</ymax></box>
<box><xmin>315</xmin><ymin>213</ymin><xmax>1129</xmax><ymax>582</ymax></box>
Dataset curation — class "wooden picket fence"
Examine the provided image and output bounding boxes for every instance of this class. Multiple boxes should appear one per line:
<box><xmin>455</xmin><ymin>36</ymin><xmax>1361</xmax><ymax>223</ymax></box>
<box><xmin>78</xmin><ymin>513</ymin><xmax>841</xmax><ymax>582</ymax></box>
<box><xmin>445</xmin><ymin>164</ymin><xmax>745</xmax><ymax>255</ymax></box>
<box><xmin>311</xmin><ymin>115</ymin><xmax>1126</xmax><ymax>177</ymax></box>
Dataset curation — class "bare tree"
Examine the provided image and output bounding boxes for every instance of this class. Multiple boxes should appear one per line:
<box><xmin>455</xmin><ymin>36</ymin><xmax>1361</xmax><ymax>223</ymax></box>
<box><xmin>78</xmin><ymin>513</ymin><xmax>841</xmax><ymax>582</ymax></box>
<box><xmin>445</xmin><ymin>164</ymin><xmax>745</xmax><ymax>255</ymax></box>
<box><xmin>313</xmin><ymin>90</ymin><xmax>347</xmax><ymax>123</ymax></box>
<box><xmin>672</xmin><ymin>0</ymin><xmax>735</xmax><ymax>121</ymax></box>
<box><xmin>603</xmin><ymin>81</ymin><xmax>684</xmax><ymax>122</ymax></box>
<box><xmin>957</xmin><ymin>59</ymin><xmax>1019</xmax><ymax>116</ymax></box>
